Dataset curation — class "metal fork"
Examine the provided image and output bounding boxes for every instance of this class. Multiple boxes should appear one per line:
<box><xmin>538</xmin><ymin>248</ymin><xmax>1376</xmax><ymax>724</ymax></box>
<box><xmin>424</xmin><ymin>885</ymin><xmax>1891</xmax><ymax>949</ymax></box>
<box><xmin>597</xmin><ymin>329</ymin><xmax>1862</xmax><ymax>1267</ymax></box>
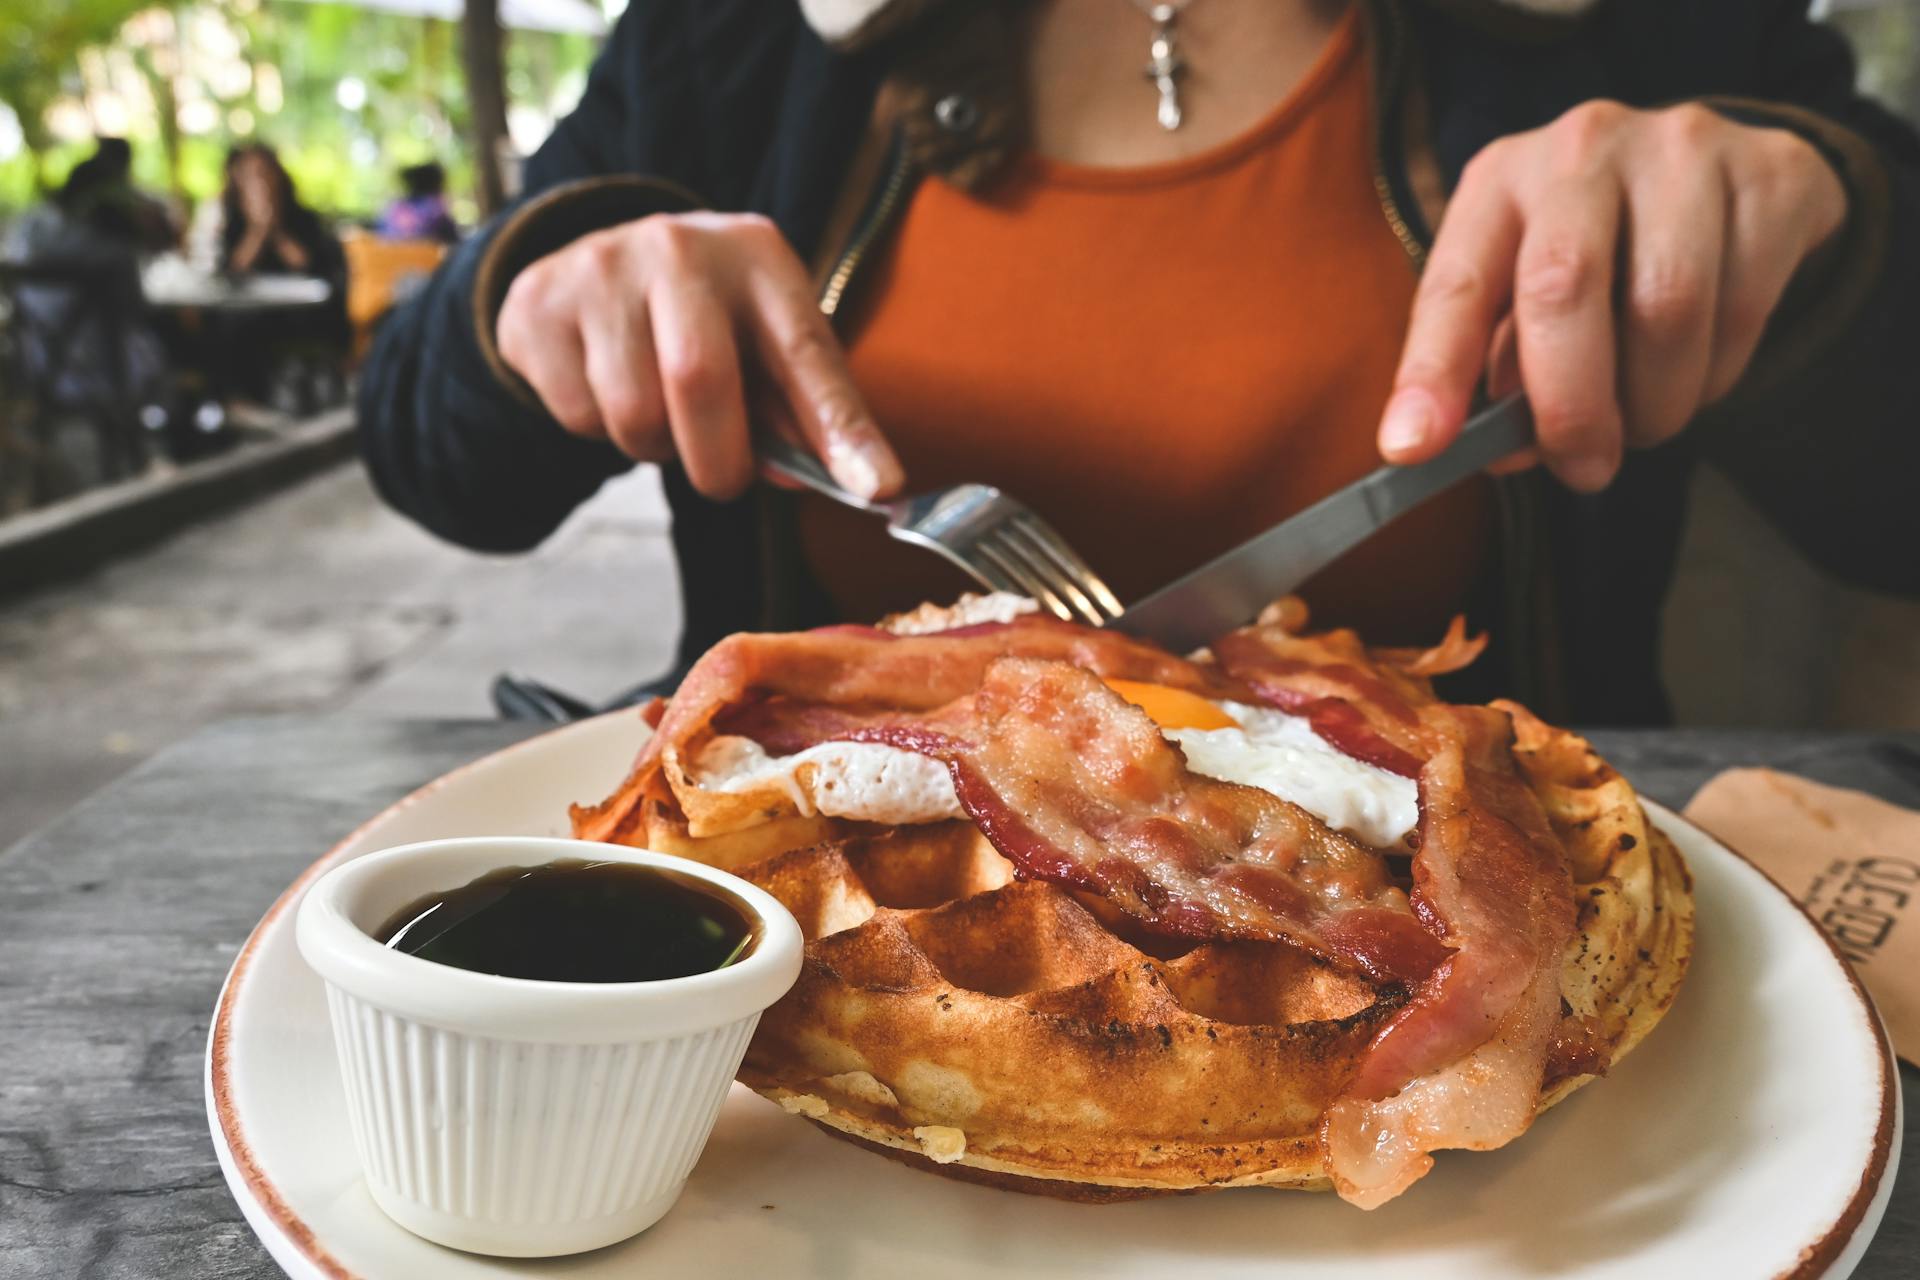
<box><xmin>758</xmin><ymin>435</ymin><xmax>1125</xmax><ymax>626</ymax></box>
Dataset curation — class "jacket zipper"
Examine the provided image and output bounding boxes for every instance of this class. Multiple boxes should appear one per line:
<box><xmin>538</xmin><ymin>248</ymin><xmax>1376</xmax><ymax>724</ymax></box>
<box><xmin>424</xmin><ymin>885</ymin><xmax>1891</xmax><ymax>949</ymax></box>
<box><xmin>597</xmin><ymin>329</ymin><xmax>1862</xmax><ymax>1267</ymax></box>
<box><xmin>818</xmin><ymin>131</ymin><xmax>917</xmax><ymax>320</ymax></box>
<box><xmin>1368</xmin><ymin>0</ymin><xmax>1429</xmax><ymax>269</ymax></box>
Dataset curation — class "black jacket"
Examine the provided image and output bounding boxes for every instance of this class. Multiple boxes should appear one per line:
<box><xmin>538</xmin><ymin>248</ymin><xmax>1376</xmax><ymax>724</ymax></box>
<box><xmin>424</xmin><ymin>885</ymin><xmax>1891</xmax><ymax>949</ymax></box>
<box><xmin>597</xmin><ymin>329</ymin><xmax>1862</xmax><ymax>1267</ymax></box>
<box><xmin>358</xmin><ymin>0</ymin><xmax>1920</xmax><ymax>724</ymax></box>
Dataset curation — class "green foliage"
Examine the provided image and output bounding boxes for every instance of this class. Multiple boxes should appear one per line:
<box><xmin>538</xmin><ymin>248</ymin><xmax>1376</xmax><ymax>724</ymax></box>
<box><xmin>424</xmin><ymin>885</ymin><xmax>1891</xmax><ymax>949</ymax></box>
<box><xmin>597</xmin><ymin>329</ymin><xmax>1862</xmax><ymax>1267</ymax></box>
<box><xmin>0</xmin><ymin>0</ymin><xmax>597</xmax><ymax>218</ymax></box>
<box><xmin>0</xmin><ymin>0</ymin><xmax>151</xmax><ymax>173</ymax></box>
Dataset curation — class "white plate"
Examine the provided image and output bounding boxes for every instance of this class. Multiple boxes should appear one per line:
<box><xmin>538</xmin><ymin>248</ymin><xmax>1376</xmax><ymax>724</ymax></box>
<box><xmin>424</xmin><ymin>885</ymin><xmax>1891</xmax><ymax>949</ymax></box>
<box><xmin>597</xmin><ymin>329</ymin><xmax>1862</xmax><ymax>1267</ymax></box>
<box><xmin>207</xmin><ymin>713</ymin><xmax>1899</xmax><ymax>1279</ymax></box>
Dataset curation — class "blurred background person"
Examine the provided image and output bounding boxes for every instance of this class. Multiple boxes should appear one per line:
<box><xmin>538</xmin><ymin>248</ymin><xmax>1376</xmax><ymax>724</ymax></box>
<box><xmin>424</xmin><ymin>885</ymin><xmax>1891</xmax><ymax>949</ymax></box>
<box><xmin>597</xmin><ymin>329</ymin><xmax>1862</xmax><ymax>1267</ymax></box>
<box><xmin>2</xmin><ymin>138</ymin><xmax>174</xmax><ymax>482</ymax></box>
<box><xmin>6</xmin><ymin>136</ymin><xmax>176</xmax><ymax>263</ymax></box>
<box><xmin>220</xmin><ymin>143</ymin><xmax>343</xmax><ymax>284</ymax></box>
<box><xmin>378</xmin><ymin>161</ymin><xmax>460</xmax><ymax>245</ymax></box>
<box><xmin>215</xmin><ymin>142</ymin><xmax>351</xmax><ymax>409</ymax></box>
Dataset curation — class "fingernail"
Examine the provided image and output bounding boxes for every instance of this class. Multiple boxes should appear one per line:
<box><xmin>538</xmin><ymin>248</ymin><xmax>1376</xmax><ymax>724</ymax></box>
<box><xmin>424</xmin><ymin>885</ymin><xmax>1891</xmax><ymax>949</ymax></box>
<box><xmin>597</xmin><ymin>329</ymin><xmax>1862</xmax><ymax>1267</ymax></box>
<box><xmin>825</xmin><ymin>437</ymin><xmax>894</xmax><ymax>500</ymax></box>
<box><xmin>1379</xmin><ymin>391</ymin><xmax>1435</xmax><ymax>458</ymax></box>
<box><xmin>1562</xmin><ymin>455</ymin><xmax>1617</xmax><ymax>493</ymax></box>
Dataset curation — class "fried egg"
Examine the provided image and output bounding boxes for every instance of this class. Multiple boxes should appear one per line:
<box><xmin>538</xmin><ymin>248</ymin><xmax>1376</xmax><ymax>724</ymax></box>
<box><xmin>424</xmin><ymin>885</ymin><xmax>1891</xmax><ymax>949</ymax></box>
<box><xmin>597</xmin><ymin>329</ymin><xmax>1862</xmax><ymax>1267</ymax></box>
<box><xmin>692</xmin><ymin>677</ymin><xmax>1419</xmax><ymax>849</ymax></box>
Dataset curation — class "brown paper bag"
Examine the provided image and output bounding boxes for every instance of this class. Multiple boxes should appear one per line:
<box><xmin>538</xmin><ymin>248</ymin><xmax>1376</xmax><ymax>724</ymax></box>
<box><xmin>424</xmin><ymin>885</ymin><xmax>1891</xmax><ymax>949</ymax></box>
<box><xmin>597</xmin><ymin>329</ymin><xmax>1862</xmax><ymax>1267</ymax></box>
<box><xmin>1685</xmin><ymin>768</ymin><xmax>1920</xmax><ymax>1064</ymax></box>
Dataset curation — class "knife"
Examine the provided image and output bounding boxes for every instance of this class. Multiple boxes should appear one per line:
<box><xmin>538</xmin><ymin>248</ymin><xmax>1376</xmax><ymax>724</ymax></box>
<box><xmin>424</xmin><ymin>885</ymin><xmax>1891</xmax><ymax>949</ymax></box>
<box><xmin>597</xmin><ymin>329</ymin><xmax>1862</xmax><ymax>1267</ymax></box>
<box><xmin>1111</xmin><ymin>395</ymin><xmax>1535</xmax><ymax>653</ymax></box>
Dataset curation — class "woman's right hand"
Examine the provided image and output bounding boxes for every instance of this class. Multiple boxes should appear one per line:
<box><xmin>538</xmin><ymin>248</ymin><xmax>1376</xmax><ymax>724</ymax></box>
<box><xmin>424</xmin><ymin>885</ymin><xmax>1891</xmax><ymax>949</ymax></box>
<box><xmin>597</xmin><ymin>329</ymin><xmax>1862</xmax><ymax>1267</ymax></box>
<box><xmin>496</xmin><ymin>211</ymin><xmax>904</xmax><ymax>501</ymax></box>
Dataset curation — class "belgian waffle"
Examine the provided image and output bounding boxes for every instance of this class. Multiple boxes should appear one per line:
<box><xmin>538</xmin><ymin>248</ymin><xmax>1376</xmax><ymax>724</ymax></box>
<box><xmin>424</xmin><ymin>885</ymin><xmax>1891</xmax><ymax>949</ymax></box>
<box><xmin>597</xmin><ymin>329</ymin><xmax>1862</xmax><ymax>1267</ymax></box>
<box><xmin>708</xmin><ymin>709</ymin><xmax>1693</xmax><ymax>1197</ymax></box>
<box><xmin>575</xmin><ymin>601</ymin><xmax>1696</xmax><ymax>1199</ymax></box>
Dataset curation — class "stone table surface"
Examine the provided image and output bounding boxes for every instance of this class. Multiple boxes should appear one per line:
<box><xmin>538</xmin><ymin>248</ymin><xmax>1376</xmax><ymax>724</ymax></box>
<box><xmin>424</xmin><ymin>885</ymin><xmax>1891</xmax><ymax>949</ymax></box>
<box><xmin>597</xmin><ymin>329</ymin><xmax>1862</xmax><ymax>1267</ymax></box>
<box><xmin>3</xmin><ymin>717</ymin><xmax>1918</xmax><ymax>1279</ymax></box>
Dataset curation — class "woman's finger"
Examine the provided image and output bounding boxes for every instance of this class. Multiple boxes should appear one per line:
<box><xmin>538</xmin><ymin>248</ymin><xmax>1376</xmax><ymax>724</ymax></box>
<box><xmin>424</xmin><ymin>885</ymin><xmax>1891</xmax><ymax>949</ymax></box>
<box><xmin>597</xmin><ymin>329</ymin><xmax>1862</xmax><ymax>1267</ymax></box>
<box><xmin>1380</xmin><ymin>150</ymin><xmax>1524</xmax><ymax>464</ymax></box>
<box><xmin>580</xmin><ymin>295</ymin><xmax>669</xmax><ymax>461</ymax></box>
<box><xmin>1512</xmin><ymin>174</ymin><xmax>1625</xmax><ymax>491</ymax></box>
<box><xmin>499</xmin><ymin>266</ymin><xmax>604</xmax><ymax>438</ymax></box>
<box><xmin>742</xmin><ymin>239</ymin><xmax>903</xmax><ymax>499</ymax></box>
<box><xmin>751</xmin><ymin>381</ymin><xmax>811</xmax><ymax>491</ymax></box>
<box><xmin>1618</xmin><ymin>111</ymin><xmax>1723</xmax><ymax>447</ymax></box>
<box><xmin>511</xmin><ymin>323</ymin><xmax>603</xmax><ymax>439</ymax></box>
<box><xmin>1703</xmin><ymin>132</ymin><xmax>1841</xmax><ymax>404</ymax></box>
<box><xmin>648</xmin><ymin>276</ymin><xmax>754</xmax><ymax>499</ymax></box>
<box><xmin>1481</xmin><ymin>315</ymin><xmax>1540</xmax><ymax>474</ymax></box>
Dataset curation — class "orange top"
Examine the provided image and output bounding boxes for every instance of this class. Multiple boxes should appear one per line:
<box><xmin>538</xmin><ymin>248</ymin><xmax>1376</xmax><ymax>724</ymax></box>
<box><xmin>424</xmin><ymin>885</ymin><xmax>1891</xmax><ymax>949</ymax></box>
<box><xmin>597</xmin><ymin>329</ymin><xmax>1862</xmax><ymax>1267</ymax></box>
<box><xmin>799</xmin><ymin>9</ymin><xmax>1490</xmax><ymax>643</ymax></box>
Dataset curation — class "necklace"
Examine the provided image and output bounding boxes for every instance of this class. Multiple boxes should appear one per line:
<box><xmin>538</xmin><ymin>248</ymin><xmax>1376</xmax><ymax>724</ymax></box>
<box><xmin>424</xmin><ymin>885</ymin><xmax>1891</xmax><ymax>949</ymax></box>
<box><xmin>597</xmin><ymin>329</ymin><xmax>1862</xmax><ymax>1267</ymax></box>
<box><xmin>1129</xmin><ymin>0</ymin><xmax>1192</xmax><ymax>130</ymax></box>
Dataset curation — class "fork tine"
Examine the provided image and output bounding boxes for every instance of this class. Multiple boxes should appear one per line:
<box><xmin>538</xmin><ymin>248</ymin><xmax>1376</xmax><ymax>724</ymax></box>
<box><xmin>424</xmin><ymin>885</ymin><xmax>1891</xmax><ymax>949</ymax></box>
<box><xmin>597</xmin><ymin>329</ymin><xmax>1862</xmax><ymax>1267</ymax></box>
<box><xmin>936</xmin><ymin>542</ymin><xmax>1023</xmax><ymax>597</ymax></box>
<box><xmin>991</xmin><ymin>527</ymin><xmax>1102</xmax><ymax>627</ymax></box>
<box><xmin>1000</xmin><ymin>520</ymin><xmax>1108</xmax><ymax>625</ymax></box>
<box><xmin>975</xmin><ymin>537</ymin><xmax>1073</xmax><ymax>621</ymax></box>
<box><xmin>1010</xmin><ymin>514</ymin><xmax>1125</xmax><ymax>621</ymax></box>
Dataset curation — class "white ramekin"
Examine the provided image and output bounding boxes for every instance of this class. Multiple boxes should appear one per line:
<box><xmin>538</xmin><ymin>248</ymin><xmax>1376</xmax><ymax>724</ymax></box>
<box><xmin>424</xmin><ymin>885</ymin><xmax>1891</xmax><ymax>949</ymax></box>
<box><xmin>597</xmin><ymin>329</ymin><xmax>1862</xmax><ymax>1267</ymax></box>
<box><xmin>295</xmin><ymin>836</ymin><xmax>802</xmax><ymax>1258</ymax></box>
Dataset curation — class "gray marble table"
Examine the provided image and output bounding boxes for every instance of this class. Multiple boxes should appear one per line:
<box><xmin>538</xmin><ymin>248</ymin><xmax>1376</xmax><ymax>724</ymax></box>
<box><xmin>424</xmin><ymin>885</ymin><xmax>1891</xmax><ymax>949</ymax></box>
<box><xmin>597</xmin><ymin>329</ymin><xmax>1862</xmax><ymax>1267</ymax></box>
<box><xmin>2</xmin><ymin>717</ymin><xmax>1916</xmax><ymax>1278</ymax></box>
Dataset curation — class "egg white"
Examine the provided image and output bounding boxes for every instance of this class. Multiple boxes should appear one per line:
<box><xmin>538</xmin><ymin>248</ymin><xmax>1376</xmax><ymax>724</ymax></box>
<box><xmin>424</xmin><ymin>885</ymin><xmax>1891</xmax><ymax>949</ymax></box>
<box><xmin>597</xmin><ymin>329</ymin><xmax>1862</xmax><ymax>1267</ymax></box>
<box><xmin>691</xmin><ymin>696</ymin><xmax>1418</xmax><ymax>849</ymax></box>
<box><xmin>1161</xmin><ymin>702</ymin><xmax>1417</xmax><ymax>850</ymax></box>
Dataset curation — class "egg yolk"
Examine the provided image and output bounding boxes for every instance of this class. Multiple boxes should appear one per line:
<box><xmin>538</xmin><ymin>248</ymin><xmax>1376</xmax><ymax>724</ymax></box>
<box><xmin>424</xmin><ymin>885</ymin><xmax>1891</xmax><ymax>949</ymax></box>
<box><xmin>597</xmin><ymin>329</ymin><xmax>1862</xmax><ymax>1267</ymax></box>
<box><xmin>1102</xmin><ymin>679</ymin><xmax>1238</xmax><ymax>732</ymax></box>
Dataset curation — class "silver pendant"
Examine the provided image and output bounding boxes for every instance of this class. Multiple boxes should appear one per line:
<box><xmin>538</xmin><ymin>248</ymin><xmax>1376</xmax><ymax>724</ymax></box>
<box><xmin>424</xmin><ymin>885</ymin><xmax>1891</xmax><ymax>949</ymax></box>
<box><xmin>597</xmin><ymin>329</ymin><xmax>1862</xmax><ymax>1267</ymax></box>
<box><xmin>1142</xmin><ymin>3</ymin><xmax>1186</xmax><ymax>130</ymax></box>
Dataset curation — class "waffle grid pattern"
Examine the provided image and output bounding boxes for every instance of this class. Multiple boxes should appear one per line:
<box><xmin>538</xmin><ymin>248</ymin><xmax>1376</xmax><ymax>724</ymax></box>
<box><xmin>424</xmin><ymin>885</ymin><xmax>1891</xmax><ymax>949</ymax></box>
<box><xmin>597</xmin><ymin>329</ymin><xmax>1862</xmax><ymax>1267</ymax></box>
<box><xmin>734</xmin><ymin>823</ymin><xmax>1400</xmax><ymax>1194</ymax></box>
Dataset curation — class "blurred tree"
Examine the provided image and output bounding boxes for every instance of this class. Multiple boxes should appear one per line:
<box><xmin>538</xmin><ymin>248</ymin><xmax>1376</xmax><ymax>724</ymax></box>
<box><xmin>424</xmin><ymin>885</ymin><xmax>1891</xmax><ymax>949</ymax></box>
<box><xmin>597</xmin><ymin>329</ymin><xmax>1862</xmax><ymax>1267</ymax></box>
<box><xmin>125</xmin><ymin>13</ymin><xmax>187</xmax><ymax>197</ymax></box>
<box><xmin>0</xmin><ymin>0</ymin><xmax>149</xmax><ymax>189</ymax></box>
<box><xmin>0</xmin><ymin>1</ymin><xmax>596</xmax><ymax>219</ymax></box>
<box><xmin>462</xmin><ymin>0</ymin><xmax>509</xmax><ymax>215</ymax></box>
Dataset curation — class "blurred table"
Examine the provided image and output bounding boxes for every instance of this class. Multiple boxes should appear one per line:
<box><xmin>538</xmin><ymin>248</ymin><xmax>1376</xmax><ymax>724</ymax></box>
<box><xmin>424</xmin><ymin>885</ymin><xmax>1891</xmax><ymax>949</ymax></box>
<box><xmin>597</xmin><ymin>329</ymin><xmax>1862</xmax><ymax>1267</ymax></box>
<box><xmin>141</xmin><ymin>259</ymin><xmax>332</xmax><ymax>311</ymax></box>
<box><xmin>0</xmin><ymin>719</ymin><xmax>1915</xmax><ymax>1277</ymax></box>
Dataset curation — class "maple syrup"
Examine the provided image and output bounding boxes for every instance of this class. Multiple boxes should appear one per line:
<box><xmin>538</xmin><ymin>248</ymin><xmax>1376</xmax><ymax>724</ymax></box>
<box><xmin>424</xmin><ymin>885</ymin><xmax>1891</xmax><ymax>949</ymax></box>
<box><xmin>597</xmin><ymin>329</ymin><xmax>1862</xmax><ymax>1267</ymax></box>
<box><xmin>374</xmin><ymin>858</ymin><xmax>756</xmax><ymax>982</ymax></box>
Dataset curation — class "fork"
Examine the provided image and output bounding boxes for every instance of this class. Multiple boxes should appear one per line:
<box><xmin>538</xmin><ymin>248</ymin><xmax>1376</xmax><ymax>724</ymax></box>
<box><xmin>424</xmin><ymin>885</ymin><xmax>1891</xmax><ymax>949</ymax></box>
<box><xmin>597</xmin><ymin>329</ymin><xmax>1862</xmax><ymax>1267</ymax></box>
<box><xmin>758</xmin><ymin>435</ymin><xmax>1125</xmax><ymax>626</ymax></box>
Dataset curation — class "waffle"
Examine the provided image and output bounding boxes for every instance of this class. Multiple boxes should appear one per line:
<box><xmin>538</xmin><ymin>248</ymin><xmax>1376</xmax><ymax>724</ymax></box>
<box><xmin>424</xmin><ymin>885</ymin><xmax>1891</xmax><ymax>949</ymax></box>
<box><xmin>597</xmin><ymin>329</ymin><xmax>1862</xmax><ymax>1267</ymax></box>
<box><xmin>575</xmin><ymin>599</ymin><xmax>1697</xmax><ymax>1199</ymax></box>
<box><xmin>678</xmin><ymin>710</ymin><xmax>1694</xmax><ymax>1198</ymax></box>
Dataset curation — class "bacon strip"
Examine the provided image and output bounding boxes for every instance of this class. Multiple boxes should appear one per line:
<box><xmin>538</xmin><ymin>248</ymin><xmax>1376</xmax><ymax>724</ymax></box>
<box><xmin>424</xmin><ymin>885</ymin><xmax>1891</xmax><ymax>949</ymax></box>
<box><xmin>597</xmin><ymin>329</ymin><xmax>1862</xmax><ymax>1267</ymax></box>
<box><xmin>1213</xmin><ymin>625</ymin><xmax>1439</xmax><ymax>777</ymax></box>
<box><xmin>1322</xmin><ymin>706</ymin><xmax>1576</xmax><ymax>1206</ymax></box>
<box><xmin>570</xmin><ymin>616</ymin><xmax>1230</xmax><ymax>843</ymax></box>
<box><xmin>1372</xmin><ymin>614</ymin><xmax>1490</xmax><ymax>678</ymax></box>
<box><xmin>860</xmin><ymin>658</ymin><xmax>1450</xmax><ymax>985</ymax></box>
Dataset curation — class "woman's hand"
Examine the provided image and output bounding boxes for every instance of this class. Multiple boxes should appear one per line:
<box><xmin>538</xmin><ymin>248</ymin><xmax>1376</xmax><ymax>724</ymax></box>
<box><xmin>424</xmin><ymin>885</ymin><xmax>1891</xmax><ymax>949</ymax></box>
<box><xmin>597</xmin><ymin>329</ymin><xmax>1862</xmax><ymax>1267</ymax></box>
<box><xmin>497</xmin><ymin>211</ymin><xmax>904</xmax><ymax>501</ymax></box>
<box><xmin>1377</xmin><ymin>101</ymin><xmax>1848</xmax><ymax>490</ymax></box>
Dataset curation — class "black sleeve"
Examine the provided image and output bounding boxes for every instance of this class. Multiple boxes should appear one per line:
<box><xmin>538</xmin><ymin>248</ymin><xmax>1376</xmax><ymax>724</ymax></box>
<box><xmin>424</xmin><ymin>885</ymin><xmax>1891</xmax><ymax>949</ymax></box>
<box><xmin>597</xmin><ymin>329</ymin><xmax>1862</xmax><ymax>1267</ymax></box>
<box><xmin>355</xmin><ymin>6</ymin><xmax>704</xmax><ymax>553</ymax></box>
<box><xmin>1690</xmin><ymin>5</ymin><xmax>1920</xmax><ymax>597</ymax></box>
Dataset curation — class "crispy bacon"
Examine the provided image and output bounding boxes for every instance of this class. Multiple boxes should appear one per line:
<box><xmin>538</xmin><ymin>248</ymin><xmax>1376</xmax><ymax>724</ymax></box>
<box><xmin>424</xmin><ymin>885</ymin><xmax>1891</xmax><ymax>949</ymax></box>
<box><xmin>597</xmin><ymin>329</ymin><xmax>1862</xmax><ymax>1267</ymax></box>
<box><xmin>1542</xmin><ymin>1013</ymin><xmax>1612</xmax><ymax>1090</ymax></box>
<box><xmin>1274</xmin><ymin>696</ymin><xmax>1425</xmax><ymax>780</ymax></box>
<box><xmin>1372</xmin><ymin>615</ymin><xmax>1490</xmax><ymax>678</ymax></box>
<box><xmin>862</xmin><ymin>658</ymin><xmax>1451</xmax><ymax>985</ymax></box>
<box><xmin>1322</xmin><ymin>706</ymin><xmax>1576</xmax><ymax>1207</ymax></box>
<box><xmin>1214</xmin><ymin>625</ymin><xmax>1437</xmax><ymax>776</ymax></box>
<box><xmin>572</xmin><ymin>616</ymin><xmax>1229</xmax><ymax>843</ymax></box>
<box><xmin>709</xmin><ymin>699</ymin><xmax>901</xmax><ymax>756</ymax></box>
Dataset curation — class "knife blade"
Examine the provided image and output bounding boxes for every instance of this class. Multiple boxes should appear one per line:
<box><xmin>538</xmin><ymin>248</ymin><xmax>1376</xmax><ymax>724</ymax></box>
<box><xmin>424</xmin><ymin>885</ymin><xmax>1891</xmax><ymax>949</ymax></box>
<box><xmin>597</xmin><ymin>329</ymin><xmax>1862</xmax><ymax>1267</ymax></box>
<box><xmin>1111</xmin><ymin>395</ymin><xmax>1534</xmax><ymax>653</ymax></box>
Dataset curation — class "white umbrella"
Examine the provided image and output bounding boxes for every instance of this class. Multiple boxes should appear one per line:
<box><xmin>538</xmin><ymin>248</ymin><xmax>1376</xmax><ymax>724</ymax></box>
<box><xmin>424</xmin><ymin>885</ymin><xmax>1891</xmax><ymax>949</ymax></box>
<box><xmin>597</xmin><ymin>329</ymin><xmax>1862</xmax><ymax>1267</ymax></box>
<box><xmin>272</xmin><ymin>0</ymin><xmax>607</xmax><ymax>37</ymax></box>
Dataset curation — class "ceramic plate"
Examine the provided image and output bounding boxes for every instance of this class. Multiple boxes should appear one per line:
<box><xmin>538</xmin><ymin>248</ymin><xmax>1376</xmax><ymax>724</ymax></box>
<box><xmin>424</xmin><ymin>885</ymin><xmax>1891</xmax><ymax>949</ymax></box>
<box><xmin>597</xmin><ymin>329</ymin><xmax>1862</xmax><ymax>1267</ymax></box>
<box><xmin>207</xmin><ymin>712</ymin><xmax>1899</xmax><ymax>1279</ymax></box>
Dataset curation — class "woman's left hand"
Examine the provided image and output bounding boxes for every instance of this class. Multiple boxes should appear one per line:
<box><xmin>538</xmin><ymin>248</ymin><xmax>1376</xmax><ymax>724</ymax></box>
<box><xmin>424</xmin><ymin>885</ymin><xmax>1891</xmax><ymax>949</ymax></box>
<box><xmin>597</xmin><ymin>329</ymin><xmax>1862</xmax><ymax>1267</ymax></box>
<box><xmin>1376</xmin><ymin>100</ymin><xmax>1847</xmax><ymax>491</ymax></box>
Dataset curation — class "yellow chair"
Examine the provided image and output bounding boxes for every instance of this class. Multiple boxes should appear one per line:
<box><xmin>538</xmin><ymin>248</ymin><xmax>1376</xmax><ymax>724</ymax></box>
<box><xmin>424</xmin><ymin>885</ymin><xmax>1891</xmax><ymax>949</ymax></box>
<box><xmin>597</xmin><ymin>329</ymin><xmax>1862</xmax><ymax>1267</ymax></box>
<box><xmin>343</xmin><ymin>233</ymin><xmax>447</xmax><ymax>361</ymax></box>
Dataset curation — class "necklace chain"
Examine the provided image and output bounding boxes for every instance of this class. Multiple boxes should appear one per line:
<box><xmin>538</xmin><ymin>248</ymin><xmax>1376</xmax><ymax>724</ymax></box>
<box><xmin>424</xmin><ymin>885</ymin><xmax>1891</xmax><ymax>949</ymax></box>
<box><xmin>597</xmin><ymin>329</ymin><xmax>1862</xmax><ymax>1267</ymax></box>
<box><xmin>1127</xmin><ymin>0</ymin><xmax>1192</xmax><ymax>131</ymax></box>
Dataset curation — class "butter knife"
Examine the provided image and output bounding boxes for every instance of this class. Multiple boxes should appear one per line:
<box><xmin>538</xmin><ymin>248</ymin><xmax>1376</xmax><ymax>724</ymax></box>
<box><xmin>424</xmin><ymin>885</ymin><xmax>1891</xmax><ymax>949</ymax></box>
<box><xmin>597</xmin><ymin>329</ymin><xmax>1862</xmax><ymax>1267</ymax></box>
<box><xmin>1111</xmin><ymin>396</ymin><xmax>1534</xmax><ymax>652</ymax></box>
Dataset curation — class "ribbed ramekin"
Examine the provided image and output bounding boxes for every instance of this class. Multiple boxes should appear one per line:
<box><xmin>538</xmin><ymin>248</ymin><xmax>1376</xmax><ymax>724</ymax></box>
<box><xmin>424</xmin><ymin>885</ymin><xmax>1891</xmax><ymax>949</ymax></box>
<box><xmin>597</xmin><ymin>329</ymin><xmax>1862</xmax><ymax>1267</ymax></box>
<box><xmin>295</xmin><ymin>837</ymin><xmax>803</xmax><ymax>1258</ymax></box>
